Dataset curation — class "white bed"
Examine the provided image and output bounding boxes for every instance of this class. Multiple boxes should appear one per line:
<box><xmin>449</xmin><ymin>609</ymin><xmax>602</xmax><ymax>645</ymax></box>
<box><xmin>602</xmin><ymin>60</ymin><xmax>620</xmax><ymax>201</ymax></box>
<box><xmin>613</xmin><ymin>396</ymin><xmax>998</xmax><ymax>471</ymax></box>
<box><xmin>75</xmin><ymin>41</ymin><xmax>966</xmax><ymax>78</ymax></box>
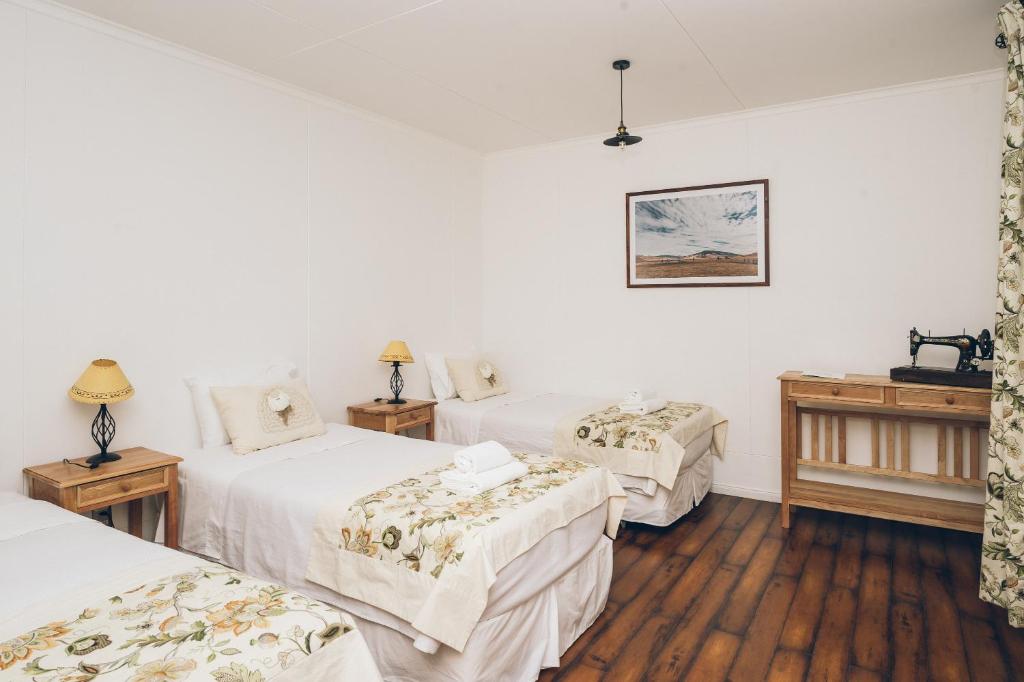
<box><xmin>0</xmin><ymin>491</ymin><xmax>380</xmax><ymax>681</ymax></box>
<box><xmin>175</xmin><ymin>423</ymin><xmax>618</xmax><ymax>682</ymax></box>
<box><xmin>435</xmin><ymin>391</ymin><xmax>724</xmax><ymax>526</ymax></box>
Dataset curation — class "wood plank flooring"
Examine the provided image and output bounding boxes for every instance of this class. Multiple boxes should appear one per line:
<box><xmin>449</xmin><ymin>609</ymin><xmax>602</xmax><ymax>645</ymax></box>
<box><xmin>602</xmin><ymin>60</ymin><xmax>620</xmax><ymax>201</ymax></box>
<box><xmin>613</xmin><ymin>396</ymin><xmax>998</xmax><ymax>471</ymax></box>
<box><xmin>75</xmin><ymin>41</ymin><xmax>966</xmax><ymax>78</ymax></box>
<box><xmin>541</xmin><ymin>493</ymin><xmax>1024</xmax><ymax>682</ymax></box>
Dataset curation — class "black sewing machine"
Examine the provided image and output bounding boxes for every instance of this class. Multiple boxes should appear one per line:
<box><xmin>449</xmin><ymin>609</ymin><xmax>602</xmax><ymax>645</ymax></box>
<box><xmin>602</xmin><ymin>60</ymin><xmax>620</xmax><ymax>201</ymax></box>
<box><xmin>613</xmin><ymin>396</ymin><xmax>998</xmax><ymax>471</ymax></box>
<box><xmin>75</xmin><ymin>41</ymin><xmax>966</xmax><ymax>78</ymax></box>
<box><xmin>890</xmin><ymin>327</ymin><xmax>994</xmax><ymax>389</ymax></box>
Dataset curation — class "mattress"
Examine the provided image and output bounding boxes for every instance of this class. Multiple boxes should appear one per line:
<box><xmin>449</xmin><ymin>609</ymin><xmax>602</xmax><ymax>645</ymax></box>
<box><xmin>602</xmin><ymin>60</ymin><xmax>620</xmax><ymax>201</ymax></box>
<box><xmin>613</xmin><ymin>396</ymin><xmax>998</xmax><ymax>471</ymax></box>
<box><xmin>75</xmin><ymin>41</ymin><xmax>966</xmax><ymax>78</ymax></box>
<box><xmin>0</xmin><ymin>492</ymin><xmax>380</xmax><ymax>681</ymax></box>
<box><xmin>175</xmin><ymin>424</ymin><xmax>611</xmax><ymax>656</ymax></box>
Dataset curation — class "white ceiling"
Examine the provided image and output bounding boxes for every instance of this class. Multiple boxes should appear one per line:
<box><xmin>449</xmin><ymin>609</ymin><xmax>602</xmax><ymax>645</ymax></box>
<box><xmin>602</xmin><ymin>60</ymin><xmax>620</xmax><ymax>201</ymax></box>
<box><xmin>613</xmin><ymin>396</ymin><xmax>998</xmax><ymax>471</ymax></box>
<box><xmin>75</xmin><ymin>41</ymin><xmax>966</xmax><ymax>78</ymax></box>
<box><xmin>52</xmin><ymin>0</ymin><xmax>1007</xmax><ymax>152</ymax></box>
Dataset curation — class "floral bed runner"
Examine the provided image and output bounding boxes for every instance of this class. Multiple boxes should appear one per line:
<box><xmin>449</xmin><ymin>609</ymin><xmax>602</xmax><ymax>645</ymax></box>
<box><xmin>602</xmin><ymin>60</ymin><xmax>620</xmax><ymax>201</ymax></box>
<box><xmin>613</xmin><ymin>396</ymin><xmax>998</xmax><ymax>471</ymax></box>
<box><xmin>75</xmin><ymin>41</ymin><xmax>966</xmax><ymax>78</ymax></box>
<box><xmin>0</xmin><ymin>557</ymin><xmax>381</xmax><ymax>682</ymax></box>
<box><xmin>306</xmin><ymin>452</ymin><xmax>626</xmax><ymax>653</ymax></box>
<box><xmin>553</xmin><ymin>401</ymin><xmax>728</xmax><ymax>490</ymax></box>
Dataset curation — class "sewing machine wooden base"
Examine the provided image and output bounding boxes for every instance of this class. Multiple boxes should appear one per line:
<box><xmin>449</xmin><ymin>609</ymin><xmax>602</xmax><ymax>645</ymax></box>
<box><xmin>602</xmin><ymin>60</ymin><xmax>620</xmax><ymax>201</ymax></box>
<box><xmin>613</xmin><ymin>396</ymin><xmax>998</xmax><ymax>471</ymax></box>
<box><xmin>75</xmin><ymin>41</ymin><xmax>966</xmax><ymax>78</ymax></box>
<box><xmin>780</xmin><ymin>371</ymin><xmax>989</xmax><ymax>533</ymax></box>
<box><xmin>890</xmin><ymin>365</ymin><xmax>992</xmax><ymax>389</ymax></box>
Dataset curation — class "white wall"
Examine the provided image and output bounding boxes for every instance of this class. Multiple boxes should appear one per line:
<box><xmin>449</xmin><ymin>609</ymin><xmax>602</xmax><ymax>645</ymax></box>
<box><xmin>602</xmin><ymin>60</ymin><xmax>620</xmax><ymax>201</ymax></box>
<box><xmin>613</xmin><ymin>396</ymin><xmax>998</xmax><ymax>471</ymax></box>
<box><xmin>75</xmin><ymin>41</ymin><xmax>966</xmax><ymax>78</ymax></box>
<box><xmin>0</xmin><ymin>0</ymin><xmax>482</xmax><ymax>493</ymax></box>
<box><xmin>0</xmin><ymin>0</ymin><xmax>1003</xmax><ymax>509</ymax></box>
<box><xmin>480</xmin><ymin>73</ymin><xmax>1003</xmax><ymax>501</ymax></box>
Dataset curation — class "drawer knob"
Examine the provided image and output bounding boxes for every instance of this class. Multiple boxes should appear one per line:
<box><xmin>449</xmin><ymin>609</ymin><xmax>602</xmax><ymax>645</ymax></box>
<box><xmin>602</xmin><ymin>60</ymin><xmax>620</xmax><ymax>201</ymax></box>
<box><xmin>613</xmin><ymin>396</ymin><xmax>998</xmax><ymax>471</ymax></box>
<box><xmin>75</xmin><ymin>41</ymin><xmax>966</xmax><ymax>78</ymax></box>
<box><xmin>945</xmin><ymin>396</ymin><xmax>955</xmax><ymax>405</ymax></box>
<box><xmin>120</xmin><ymin>481</ymin><xmax>131</xmax><ymax>492</ymax></box>
<box><xmin>831</xmin><ymin>388</ymin><xmax>840</xmax><ymax>396</ymax></box>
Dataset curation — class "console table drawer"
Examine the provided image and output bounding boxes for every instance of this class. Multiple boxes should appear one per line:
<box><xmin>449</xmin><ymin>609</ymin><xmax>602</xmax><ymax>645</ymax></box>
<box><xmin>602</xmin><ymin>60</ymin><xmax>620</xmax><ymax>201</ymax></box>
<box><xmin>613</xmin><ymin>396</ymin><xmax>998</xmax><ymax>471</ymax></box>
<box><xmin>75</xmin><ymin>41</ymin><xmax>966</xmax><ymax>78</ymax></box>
<box><xmin>895</xmin><ymin>388</ymin><xmax>990</xmax><ymax>413</ymax></box>
<box><xmin>788</xmin><ymin>381</ymin><xmax>884</xmax><ymax>404</ymax></box>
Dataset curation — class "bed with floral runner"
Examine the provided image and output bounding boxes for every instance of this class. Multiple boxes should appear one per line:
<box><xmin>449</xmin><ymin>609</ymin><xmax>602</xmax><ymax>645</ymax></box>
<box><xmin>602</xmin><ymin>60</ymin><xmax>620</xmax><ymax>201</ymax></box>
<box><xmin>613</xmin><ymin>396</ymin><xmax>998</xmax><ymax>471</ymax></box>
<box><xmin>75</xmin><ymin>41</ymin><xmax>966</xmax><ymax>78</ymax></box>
<box><xmin>552</xmin><ymin>400</ymin><xmax>728</xmax><ymax>491</ymax></box>
<box><xmin>0</xmin><ymin>493</ymin><xmax>381</xmax><ymax>682</ymax></box>
<box><xmin>306</xmin><ymin>451</ymin><xmax>626</xmax><ymax>654</ymax></box>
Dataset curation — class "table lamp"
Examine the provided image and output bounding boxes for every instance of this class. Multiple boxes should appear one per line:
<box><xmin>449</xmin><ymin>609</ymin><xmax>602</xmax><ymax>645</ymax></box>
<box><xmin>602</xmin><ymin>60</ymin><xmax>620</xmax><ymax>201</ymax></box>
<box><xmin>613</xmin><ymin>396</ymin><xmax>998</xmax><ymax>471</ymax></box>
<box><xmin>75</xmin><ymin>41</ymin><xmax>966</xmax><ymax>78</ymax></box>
<box><xmin>379</xmin><ymin>340</ymin><xmax>413</xmax><ymax>404</ymax></box>
<box><xmin>68</xmin><ymin>359</ymin><xmax>135</xmax><ymax>466</ymax></box>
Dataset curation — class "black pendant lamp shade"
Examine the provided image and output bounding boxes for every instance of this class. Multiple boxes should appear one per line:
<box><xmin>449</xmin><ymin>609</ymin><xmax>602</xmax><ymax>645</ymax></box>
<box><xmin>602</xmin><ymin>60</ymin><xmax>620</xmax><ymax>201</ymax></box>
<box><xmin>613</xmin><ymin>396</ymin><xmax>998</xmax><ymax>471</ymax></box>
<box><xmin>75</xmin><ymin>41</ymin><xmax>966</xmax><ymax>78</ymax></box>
<box><xmin>603</xmin><ymin>59</ymin><xmax>642</xmax><ymax>148</ymax></box>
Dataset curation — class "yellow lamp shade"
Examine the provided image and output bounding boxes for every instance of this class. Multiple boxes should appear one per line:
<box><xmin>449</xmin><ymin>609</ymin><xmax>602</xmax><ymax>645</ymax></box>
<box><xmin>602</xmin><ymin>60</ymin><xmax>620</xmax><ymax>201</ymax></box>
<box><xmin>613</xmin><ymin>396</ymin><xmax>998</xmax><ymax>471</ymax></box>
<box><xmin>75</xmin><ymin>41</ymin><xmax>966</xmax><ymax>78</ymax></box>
<box><xmin>68</xmin><ymin>359</ymin><xmax>135</xmax><ymax>404</ymax></box>
<box><xmin>378</xmin><ymin>340</ymin><xmax>414</xmax><ymax>364</ymax></box>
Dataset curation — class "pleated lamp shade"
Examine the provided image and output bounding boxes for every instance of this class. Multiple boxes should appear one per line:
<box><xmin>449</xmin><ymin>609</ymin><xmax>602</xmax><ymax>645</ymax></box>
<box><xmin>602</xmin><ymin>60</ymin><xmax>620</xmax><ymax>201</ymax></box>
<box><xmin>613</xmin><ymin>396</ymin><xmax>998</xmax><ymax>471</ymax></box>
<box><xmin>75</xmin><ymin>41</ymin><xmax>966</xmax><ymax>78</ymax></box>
<box><xmin>68</xmin><ymin>359</ymin><xmax>135</xmax><ymax>404</ymax></box>
<box><xmin>378</xmin><ymin>340</ymin><xmax>414</xmax><ymax>364</ymax></box>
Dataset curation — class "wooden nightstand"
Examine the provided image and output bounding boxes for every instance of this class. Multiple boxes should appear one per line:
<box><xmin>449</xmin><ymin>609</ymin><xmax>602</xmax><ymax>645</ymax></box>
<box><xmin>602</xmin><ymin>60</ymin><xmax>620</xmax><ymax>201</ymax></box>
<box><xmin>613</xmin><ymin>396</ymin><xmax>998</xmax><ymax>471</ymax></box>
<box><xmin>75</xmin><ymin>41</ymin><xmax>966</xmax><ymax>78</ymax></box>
<box><xmin>348</xmin><ymin>399</ymin><xmax>437</xmax><ymax>440</ymax></box>
<box><xmin>23</xmin><ymin>447</ymin><xmax>182</xmax><ymax>549</ymax></box>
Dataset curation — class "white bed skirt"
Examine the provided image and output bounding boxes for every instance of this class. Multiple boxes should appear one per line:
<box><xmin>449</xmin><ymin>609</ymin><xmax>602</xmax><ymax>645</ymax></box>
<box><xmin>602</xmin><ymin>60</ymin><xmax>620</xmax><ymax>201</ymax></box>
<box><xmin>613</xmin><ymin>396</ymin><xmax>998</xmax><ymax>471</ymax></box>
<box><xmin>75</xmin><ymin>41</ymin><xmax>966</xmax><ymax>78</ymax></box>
<box><xmin>622</xmin><ymin>449</ymin><xmax>714</xmax><ymax>526</ymax></box>
<box><xmin>352</xmin><ymin>535</ymin><xmax>613</xmax><ymax>682</ymax></box>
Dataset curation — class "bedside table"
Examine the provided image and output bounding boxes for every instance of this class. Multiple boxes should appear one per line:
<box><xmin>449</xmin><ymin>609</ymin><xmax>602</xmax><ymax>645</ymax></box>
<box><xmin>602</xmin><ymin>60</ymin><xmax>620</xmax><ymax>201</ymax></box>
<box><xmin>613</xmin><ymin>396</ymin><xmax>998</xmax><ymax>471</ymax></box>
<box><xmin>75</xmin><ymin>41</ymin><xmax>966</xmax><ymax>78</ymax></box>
<box><xmin>348</xmin><ymin>399</ymin><xmax>437</xmax><ymax>440</ymax></box>
<box><xmin>23</xmin><ymin>447</ymin><xmax>182</xmax><ymax>549</ymax></box>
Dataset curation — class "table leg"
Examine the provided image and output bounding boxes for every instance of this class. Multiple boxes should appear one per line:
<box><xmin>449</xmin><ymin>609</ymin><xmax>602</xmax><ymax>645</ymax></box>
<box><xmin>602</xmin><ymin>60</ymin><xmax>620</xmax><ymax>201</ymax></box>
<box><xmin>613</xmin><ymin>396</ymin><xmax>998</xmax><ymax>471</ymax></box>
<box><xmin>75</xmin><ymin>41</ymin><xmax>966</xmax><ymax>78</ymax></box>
<box><xmin>425</xmin><ymin>420</ymin><xmax>435</xmax><ymax>441</ymax></box>
<box><xmin>780</xmin><ymin>382</ymin><xmax>793</xmax><ymax>529</ymax></box>
<box><xmin>128</xmin><ymin>499</ymin><xmax>143</xmax><ymax>538</ymax></box>
<box><xmin>385</xmin><ymin>414</ymin><xmax>397</xmax><ymax>435</ymax></box>
<box><xmin>165</xmin><ymin>464</ymin><xmax>179</xmax><ymax>550</ymax></box>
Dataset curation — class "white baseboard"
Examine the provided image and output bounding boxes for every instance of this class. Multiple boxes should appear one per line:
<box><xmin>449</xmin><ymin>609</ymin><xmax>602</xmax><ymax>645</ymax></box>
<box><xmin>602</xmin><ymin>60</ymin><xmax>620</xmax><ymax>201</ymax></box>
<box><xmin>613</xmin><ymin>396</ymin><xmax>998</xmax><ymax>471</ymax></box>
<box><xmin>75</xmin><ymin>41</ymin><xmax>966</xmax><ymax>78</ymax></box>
<box><xmin>711</xmin><ymin>482</ymin><xmax>781</xmax><ymax>503</ymax></box>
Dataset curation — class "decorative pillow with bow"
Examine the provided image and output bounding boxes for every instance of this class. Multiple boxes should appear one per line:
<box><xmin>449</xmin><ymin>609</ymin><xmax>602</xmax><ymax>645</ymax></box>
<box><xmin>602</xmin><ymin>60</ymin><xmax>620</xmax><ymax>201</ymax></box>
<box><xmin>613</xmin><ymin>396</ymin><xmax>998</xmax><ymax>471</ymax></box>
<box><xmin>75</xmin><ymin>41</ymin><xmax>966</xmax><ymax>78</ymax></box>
<box><xmin>210</xmin><ymin>380</ymin><xmax>325</xmax><ymax>454</ymax></box>
<box><xmin>445</xmin><ymin>356</ymin><xmax>509</xmax><ymax>402</ymax></box>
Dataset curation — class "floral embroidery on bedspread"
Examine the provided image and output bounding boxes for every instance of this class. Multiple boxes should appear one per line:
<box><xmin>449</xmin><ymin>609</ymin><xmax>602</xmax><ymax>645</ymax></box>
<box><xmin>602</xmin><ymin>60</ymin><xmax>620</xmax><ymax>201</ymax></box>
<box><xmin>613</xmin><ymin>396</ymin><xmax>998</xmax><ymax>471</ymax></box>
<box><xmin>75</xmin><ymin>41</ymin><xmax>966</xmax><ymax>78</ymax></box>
<box><xmin>573</xmin><ymin>402</ymin><xmax>704</xmax><ymax>453</ymax></box>
<box><xmin>338</xmin><ymin>453</ymin><xmax>594</xmax><ymax>579</ymax></box>
<box><xmin>0</xmin><ymin>565</ymin><xmax>351</xmax><ymax>680</ymax></box>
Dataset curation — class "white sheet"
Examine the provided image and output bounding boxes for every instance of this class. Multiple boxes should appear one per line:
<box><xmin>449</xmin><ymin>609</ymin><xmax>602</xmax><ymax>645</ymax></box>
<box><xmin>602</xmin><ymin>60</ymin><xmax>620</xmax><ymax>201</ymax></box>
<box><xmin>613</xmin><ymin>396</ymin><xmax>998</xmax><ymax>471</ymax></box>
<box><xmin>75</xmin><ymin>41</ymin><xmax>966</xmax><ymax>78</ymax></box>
<box><xmin>0</xmin><ymin>493</ymin><xmax>381</xmax><ymax>681</ymax></box>
<box><xmin>0</xmin><ymin>494</ymin><xmax>170</xmax><ymax>616</ymax></box>
<box><xmin>176</xmin><ymin>424</ymin><xmax>611</xmax><ymax>659</ymax></box>
<box><xmin>436</xmin><ymin>392</ymin><xmax>606</xmax><ymax>454</ymax></box>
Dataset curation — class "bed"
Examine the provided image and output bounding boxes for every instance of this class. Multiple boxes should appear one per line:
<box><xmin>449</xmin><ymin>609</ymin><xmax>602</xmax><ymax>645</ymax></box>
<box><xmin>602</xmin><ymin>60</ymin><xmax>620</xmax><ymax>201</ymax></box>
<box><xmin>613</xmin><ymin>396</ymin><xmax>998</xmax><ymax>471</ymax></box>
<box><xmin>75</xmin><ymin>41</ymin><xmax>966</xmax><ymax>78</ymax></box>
<box><xmin>175</xmin><ymin>423</ymin><xmax>624</xmax><ymax>682</ymax></box>
<box><xmin>434</xmin><ymin>391</ymin><xmax>727</xmax><ymax>526</ymax></box>
<box><xmin>0</xmin><ymin>491</ymin><xmax>380</xmax><ymax>681</ymax></box>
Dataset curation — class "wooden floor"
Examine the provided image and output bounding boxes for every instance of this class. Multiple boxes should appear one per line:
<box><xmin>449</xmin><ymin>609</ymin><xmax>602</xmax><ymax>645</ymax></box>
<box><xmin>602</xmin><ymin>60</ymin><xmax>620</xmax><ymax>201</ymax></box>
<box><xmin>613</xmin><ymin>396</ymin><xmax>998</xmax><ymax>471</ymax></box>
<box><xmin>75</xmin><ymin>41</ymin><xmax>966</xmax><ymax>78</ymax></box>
<box><xmin>541</xmin><ymin>493</ymin><xmax>1024</xmax><ymax>682</ymax></box>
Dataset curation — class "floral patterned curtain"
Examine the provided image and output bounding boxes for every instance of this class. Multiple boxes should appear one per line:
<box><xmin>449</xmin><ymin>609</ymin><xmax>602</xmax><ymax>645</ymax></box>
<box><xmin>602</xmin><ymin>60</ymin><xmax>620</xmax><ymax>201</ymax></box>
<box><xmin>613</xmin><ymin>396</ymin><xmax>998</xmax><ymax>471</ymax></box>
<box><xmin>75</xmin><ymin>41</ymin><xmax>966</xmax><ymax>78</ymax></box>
<box><xmin>981</xmin><ymin>1</ymin><xmax>1024</xmax><ymax>627</ymax></box>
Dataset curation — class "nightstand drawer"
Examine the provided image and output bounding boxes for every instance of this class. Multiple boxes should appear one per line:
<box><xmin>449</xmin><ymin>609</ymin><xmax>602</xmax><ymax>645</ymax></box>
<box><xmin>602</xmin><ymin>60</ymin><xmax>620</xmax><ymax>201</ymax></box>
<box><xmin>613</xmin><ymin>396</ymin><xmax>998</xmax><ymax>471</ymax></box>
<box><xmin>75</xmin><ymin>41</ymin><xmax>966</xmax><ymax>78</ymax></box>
<box><xmin>77</xmin><ymin>468</ymin><xmax>167</xmax><ymax>508</ymax></box>
<box><xmin>396</xmin><ymin>407</ymin><xmax>431</xmax><ymax>428</ymax></box>
<box><xmin>789</xmin><ymin>381</ymin><xmax>885</xmax><ymax>404</ymax></box>
<box><xmin>895</xmin><ymin>388</ymin><xmax>989</xmax><ymax>413</ymax></box>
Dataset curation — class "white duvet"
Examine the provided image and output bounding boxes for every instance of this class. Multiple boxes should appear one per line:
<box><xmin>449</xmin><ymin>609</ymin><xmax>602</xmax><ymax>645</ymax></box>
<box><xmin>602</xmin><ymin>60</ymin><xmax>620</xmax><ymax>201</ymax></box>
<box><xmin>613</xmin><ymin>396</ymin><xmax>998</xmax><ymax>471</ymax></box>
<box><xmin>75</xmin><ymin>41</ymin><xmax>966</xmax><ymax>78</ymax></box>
<box><xmin>176</xmin><ymin>424</ymin><xmax>612</xmax><ymax>656</ymax></box>
<box><xmin>0</xmin><ymin>493</ymin><xmax>381</xmax><ymax>681</ymax></box>
<box><xmin>434</xmin><ymin>392</ymin><xmax>727</xmax><ymax>527</ymax></box>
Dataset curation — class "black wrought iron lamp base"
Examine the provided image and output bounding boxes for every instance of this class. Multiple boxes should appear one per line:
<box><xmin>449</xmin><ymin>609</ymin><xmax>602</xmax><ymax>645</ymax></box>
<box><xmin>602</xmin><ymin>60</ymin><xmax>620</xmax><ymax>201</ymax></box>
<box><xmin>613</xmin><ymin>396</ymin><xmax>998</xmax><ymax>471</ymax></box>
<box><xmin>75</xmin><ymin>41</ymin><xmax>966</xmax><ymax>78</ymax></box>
<box><xmin>85</xmin><ymin>450</ymin><xmax>122</xmax><ymax>466</ymax></box>
<box><xmin>388</xmin><ymin>361</ymin><xmax>406</xmax><ymax>404</ymax></box>
<box><xmin>85</xmin><ymin>403</ymin><xmax>120</xmax><ymax>468</ymax></box>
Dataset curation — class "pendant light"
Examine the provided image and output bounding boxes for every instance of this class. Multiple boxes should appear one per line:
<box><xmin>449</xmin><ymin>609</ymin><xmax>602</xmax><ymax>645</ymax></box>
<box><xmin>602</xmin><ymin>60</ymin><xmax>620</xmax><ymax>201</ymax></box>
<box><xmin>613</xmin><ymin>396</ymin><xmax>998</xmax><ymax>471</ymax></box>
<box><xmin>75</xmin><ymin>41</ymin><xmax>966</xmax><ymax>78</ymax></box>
<box><xmin>603</xmin><ymin>59</ymin><xmax>642</xmax><ymax>149</ymax></box>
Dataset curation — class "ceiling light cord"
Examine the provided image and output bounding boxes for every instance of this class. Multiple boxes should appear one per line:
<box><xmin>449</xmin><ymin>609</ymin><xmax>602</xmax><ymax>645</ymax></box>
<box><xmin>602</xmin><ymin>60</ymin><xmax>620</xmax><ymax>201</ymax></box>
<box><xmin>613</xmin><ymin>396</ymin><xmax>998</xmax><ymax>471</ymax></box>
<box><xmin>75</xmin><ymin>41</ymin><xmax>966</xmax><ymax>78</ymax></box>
<box><xmin>619</xmin><ymin>68</ymin><xmax>625</xmax><ymax>128</ymax></box>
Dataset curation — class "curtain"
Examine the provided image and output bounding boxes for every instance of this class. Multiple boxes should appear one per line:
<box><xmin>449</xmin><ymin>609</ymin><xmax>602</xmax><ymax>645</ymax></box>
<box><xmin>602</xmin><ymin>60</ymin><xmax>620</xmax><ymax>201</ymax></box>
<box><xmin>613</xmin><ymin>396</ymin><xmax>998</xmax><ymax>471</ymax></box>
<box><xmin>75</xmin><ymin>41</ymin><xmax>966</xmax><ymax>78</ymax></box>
<box><xmin>981</xmin><ymin>1</ymin><xmax>1024</xmax><ymax>627</ymax></box>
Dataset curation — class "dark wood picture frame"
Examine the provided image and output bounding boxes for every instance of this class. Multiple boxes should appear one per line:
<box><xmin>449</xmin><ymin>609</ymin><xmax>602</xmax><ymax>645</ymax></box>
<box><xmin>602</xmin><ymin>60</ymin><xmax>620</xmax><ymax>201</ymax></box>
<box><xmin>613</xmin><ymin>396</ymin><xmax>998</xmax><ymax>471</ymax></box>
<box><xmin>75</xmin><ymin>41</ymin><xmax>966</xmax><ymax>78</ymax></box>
<box><xmin>626</xmin><ymin>179</ymin><xmax>770</xmax><ymax>288</ymax></box>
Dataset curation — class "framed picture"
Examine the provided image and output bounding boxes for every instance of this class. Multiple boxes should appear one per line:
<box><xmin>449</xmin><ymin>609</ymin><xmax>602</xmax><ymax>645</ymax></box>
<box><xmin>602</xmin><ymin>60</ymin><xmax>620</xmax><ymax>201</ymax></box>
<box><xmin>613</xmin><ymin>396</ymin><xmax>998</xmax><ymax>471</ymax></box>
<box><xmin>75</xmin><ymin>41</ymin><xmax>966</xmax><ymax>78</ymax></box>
<box><xmin>626</xmin><ymin>179</ymin><xmax>769</xmax><ymax>288</ymax></box>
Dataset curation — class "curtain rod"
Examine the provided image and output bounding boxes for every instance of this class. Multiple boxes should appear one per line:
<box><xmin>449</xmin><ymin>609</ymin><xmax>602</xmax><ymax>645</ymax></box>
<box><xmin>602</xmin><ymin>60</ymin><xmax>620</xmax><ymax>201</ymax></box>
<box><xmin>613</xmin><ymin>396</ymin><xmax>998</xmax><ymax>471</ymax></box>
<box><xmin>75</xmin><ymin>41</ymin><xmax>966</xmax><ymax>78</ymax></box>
<box><xmin>997</xmin><ymin>1</ymin><xmax>1024</xmax><ymax>49</ymax></box>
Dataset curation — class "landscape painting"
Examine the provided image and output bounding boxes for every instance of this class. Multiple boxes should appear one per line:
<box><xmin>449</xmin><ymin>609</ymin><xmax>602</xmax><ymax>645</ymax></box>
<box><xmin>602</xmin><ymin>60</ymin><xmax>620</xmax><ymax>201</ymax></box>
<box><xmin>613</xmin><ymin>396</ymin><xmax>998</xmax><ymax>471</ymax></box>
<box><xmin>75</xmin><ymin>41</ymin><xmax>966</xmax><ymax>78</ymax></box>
<box><xmin>626</xmin><ymin>179</ymin><xmax>769</xmax><ymax>287</ymax></box>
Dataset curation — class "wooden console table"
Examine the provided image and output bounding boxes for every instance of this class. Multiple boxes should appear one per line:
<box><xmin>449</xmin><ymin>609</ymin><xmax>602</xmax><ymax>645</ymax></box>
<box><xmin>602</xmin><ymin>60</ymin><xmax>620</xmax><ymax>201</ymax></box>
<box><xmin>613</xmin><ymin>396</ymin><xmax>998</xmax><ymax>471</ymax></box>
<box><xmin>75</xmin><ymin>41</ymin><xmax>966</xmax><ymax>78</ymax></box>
<box><xmin>779</xmin><ymin>371</ymin><xmax>989</xmax><ymax>533</ymax></box>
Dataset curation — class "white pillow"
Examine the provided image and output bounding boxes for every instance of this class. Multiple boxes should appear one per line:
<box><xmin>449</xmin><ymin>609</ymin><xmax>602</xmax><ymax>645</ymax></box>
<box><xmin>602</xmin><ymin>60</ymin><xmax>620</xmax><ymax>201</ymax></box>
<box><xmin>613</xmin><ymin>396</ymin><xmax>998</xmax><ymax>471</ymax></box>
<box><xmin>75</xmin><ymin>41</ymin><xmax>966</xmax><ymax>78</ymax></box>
<box><xmin>425</xmin><ymin>352</ymin><xmax>458</xmax><ymax>400</ymax></box>
<box><xmin>184</xmin><ymin>361</ymin><xmax>298</xmax><ymax>448</ymax></box>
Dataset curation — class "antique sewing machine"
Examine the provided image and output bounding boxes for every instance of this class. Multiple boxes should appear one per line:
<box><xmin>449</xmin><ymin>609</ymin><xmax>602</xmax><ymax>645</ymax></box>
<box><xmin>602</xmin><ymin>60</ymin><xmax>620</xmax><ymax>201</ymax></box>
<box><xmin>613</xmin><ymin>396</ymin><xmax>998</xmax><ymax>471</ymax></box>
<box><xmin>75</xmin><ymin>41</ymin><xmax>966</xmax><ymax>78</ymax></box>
<box><xmin>890</xmin><ymin>327</ymin><xmax>994</xmax><ymax>388</ymax></box>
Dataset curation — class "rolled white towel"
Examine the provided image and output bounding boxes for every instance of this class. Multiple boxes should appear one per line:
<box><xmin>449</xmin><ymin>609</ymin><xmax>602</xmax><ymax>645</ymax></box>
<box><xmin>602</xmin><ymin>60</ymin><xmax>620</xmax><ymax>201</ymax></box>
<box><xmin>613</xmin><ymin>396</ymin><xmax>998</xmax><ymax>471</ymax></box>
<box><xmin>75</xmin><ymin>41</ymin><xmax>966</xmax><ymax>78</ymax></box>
<box><xmin>440</xmin><ymin>460</ymin><xmax>529</xmax><ymax>495</ymax></box>
<box><xmin>454</xmin><ymin>440</ymin><xmax>513</xmax><ymax>474</ymax></box>
<box><xmin>618</xmin><ymin>398</ymin><xmax>668</xmax><ymax>416</ymax></box>
<box><xmin>624</xmin><ymin>389</ymin><xmax>657</xmax><ymax>403</ymax></box>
